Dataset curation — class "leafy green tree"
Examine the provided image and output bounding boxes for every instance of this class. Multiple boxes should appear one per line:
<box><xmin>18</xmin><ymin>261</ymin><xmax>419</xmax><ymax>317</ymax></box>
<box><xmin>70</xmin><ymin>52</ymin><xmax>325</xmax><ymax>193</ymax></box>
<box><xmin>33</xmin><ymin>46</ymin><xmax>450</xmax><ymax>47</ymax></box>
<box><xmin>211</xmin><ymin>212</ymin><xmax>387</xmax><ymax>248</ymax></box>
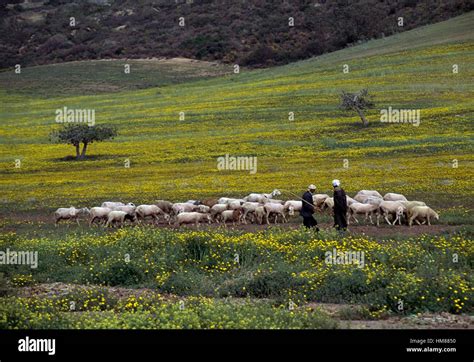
<box><xmin>340</xmin><ymin>88</ymin><xmax>375</xmax><ymax>126</ymax></box>
<box><xmin>50</xmin><ymin>124</ymin><xmax>117</xmax><ymax>159</ymax></box>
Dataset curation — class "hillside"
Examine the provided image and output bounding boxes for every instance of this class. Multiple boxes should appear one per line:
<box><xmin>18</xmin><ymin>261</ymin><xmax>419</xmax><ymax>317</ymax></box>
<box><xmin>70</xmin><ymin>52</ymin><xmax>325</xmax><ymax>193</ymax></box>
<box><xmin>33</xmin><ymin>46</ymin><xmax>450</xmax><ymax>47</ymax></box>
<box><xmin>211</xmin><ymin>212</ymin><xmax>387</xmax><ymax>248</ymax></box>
<box><xmin>0</xmin><ymin>0</ymin><xmax>473</xmax><ymax>69</ymax></box>
<box><xmin>0</xmin><ymin>12</ymin><xmax>473</xmax><ymax>211</ymax></box>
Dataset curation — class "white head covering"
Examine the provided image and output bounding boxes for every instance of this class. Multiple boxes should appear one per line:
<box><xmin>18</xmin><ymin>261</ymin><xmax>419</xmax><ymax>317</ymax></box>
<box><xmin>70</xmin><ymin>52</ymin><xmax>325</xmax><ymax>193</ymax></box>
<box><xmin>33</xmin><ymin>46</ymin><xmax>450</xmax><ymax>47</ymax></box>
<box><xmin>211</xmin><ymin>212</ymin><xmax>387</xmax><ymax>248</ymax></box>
<box><xmin>308</xmin><ymin>184</ymin><xmax>316</xmax><ymax>190</ymax></box>
<box><xmin>332</xmin><ymin>179</ymin><xmax>340</xmax><ymax>187</ymax></box>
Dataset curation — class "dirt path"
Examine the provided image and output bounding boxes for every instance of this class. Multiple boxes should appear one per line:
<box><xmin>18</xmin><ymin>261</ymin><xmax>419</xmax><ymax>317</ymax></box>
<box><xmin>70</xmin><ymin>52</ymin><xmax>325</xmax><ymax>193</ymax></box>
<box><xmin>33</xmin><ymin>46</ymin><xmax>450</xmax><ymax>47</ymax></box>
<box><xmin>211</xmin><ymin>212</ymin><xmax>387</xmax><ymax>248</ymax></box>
<box><xmin>1</xmin><ymin>212</ymin><xmax>463</xmax><ymax>238</ymax></box>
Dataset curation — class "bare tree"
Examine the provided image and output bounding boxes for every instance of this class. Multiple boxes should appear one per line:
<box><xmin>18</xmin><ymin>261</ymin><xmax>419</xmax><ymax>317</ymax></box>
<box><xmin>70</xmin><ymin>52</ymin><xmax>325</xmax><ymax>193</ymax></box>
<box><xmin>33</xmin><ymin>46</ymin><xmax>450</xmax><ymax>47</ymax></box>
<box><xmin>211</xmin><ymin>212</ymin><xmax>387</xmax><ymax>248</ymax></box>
<box><xmin>340</xmin><ymin>88</ymin><xmax>375</xmax><ymax>126</ymax></box>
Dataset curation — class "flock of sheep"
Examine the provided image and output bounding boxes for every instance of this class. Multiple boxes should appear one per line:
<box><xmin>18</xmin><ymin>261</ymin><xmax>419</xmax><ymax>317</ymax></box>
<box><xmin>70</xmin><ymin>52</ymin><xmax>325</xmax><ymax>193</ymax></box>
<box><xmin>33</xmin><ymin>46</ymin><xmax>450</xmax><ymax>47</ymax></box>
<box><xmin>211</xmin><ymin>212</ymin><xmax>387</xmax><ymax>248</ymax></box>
<box><xmin>53</xmin><ymin>189</ymin><xmax>439</xmax><ymax>228</ymax></box>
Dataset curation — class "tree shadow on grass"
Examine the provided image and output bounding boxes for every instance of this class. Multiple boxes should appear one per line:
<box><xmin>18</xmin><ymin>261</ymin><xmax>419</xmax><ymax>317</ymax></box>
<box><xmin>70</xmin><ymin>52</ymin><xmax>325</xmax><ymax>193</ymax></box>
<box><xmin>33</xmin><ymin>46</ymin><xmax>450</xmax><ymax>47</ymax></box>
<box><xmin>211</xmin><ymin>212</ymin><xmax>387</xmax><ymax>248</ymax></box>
<box><xmin>52</xmin><ymin>154</ymin><xmax>129</xmax><ymax>162</ymax></box>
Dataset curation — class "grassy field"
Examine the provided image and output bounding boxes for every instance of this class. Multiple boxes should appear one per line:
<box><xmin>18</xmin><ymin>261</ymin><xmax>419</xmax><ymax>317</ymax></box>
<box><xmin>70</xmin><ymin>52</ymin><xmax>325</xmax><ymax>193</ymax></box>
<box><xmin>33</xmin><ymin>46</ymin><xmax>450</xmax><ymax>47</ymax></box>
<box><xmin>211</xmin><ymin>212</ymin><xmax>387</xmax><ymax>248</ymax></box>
<box><xmin>0</xmin><ymin>13</ymin><xmax>472</xmax><ymax>213</ymax></box>
<box><xmin>1</xmin><ymin>227</ymin><xmax>472</xmax><ymax>329</ymax></box>
<box><xmin>0</xmin><ymin>13</ymin><xmax>473</xmax><ymax>330</ymax></box>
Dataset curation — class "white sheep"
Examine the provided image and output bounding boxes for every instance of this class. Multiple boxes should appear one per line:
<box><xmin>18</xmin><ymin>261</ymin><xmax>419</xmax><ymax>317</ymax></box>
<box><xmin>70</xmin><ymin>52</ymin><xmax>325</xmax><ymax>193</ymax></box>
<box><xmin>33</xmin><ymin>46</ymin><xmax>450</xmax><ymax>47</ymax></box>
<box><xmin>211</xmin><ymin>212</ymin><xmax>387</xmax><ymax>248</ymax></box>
<box><xmin>348</xmin><ymin>202</ymin><xmax>379</xmax><ymax>225</ymax></box>
<box><xmin>220</xmin><ymin>209</ymin><xmax>242</xmax><ymax>226</ymax></box>
<box><xmin>263</xmin><ymin>203</ymin><xmax>287</xmax><ymax>224</ymax></box>
<box><xmin>361</xmin><ymin>196</ymin><xmax>383</xmax><ymax>206</ymax></box>
<box><xmin>383</xmin><ymin>193</ymin><xmax>408</xmax><ymax>202</ymax></box>
<box><xmin>136</xmin><ymin>205</ymin><xmax>170</xmax><ymax>225</ymax></box>
<box><xmin>244</xmin><ymin>189</ymin><xmax>281</xmax><ymax>203</ymax></box>
<box><xmin>197</xmin><ymin>205</ymin><xmax>210</xmax><ymax>213</ymax></box>
<box><xmin>176</xmin><ymin>212</ymin><xmax>212</xmax><ymax>227</ymax></box>
<box><xmin>89</xmin><ymin>207</ymin><xmax>112</xmax><ymax>226</ymax></box>
<box><xmin>354</xmin><ymin>190</ymin><xmax>383</xmax><ymax>202</ymax></box>
<box><xmin>241</xmin><ymin>202</ymin><xmax>261</xmax><ymax>224</ymax></box>
<box><xmin>400</xmin><ymin>200</ymin><xmax>427</xmax><ymax>210</ymax></box>
<box><xmin>312</xmin><ymin>194</ymin><xmax>329</xmax><ymax>210</ymax></box>
<box><xmin>155</xmin><ymin>200</ymin><xmax>173</xmax><ymax>214</ymax></box>
<box><xmin>255</xmin><ymin>206</ymin><xmax>266</xmax><ymax>224</ymax></box>
<box><xmin>210</xmin><ymin>204</ymin><xmax>228</xmax><ymax>222</ymax></box>
<box><xmin>101</xmin><ymin>201</ymin><xmax>125</xmax><ymax>208</ymax></box>
<box><xmin>227</xmin><ymin>200</ymin><xmax>244</xmax><ymax>210</ymax></box>
<box><xmin>172</xmin><ymin>202</ymin><xmax>199</xmax><ymax>215</ymax></box>
<box><xmin>377</xmin><ymin>201</ymin><xmax>406</xmax><ymax>226</ymax></box>
<box><xmin>217</xmin><ymin>197</ymin><xmax>241</xmax><ymax>205</ymax></box>
<box><xmin>321</xmin><ymin>197</ymin><xmax>334</xmax><ymax>211</ymax></box>
<box><xmin>105</xmin><ymin>210</ymin><xmax>135</xmax><ymax>228</ymax></box>
<box><xmin>346</xmin><ymin>196</ymin><xmax>357</xmax><ymax>206</ymax></box>
<box><xmin>54</xmin><ymin>207</ymin><xmax>89</xmax><ymax>226</ymax></box>
<box><xmin>408</xmin><ymin>206</ymin><xmax>439</xmax><ymax>227</ymax></box>
<box><xmin>283</xmin><ymin>200</ymin><xmax>302</xmax><ymax>216</ymax></box>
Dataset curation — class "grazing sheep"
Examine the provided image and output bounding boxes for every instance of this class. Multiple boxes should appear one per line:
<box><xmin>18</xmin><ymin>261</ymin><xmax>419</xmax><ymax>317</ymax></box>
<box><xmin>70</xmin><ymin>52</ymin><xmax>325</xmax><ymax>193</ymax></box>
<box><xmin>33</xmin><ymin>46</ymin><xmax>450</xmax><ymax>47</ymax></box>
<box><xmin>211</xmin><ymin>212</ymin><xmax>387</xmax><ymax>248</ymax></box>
<box><xmin>89</xmin><ymin>207</ymin><xmax>112</xmax><ymax>226</ymax></box>
<box><xmin>186</xmin><ymin>200</ymin><xmax>201</xmax><ymax>205</ymax></box>
<box><xmin>348</xmin><ymin>202</ymin><xmax>379</xmax><ymax>225</ymax></box>
<box><xmin>378</xmin><ymin>201</ymin><xmax>406</xmax><ymax>226</ymax></box>
<box><xmin>262</xmin><ymin>198</ymin><xmax>284</xmax><ymax>204</ymax></box>
<box><xmin>283</xmin><ymin>201</ymin><xmax>302</xmax><ymax>216</ymax></box>
<box><xmin>155</xmin><ymin>200</ymin><xmax>173</xmax><ymax>214</ymax></box>
<box><xmin>217</xmin><ymin>197</ymin><xmax>241</xmax><ymax>205</ymax></box>
<box><xmin>321</xmin><ymin>197</ymin><xmax>334</xmax><ymax>211</ymax></box>
<box><xmin>320</xmin><ymin>195</ymin><xmax>355</xmax><ymax>212</ymax></box>
<box><xmin>312</xmin><ymin>194</ymin><xmax>330</xmax><ymax>210</ymax></box>
<box><xmin>54</xmin><ymin>207</ymin><xmax>89</xmax><ymax>226</ymax></box>
<box><xmin>197</xmin><ymin>205</ymin><xmax>210</xmax><ymax>213</ymax></box>
<box><xmin>399</xmin><ymin>201</ymin><xmax>427</xmax><ymax>224</ymax></box>
<box><xmin>172</xmin><ymin>202</ymin><xmax>199</xmax><ymax>215</ymax></box>
<box><xmin>210</xmin><ymin>203</ymin><xmax>228</xmax><ymax>222</ymax></box>
<box><xmin>346</xmin><ymin>196</ymin><xmax>357</xmax><ymax>206</ymax></box>
<box><xmin>176</xmin><ymin>212</ymin><xmax>212</xmax><ymax>227</ymax></box>
<box><xmin>244</xmin><ymin>189</ymin><xmax>281</xmax><ymax>203</ymax></box>
<box><xmin>228</xmin><ymin>200</ymin><xmax>244</xmax><ymax>210</ymax></box>
<box><xmin>400</xmin><ymin>200</ymin><xmax>427</xmax><ymax>210</ymax></box>
<box><xmin>241</xmin><ymin>202</ymin><xmax>261</xmax><ymax>224</ymax></box>
<box><xmin>101</xmin><ymin>201</ymin><xmax>125</xmax><ymax>208</ymax></box>
<box><xmin>408</xmin><ymin>206</ymin><xmax>439</xmax><ymax>227</ymax></box>
<box><xmin>354</xmin><ymin>190</ymin><xmax>383</xmax><ymax>202</ymax></box>
<box><xmin>221</xmin><ymin>209</ymin><xmax>243</xmax><ymax>226</ymax></box>
<box><xmin>254</xmin><ymin>206</ymin><xmax>266</xmax><ymax>224</ymax></box>
<box><xmin>200</xmin><ymin>198</ymin><xmax>219</xmax><ymax>208</ymax></box>
<box><xmin>136</xmin><ymin>205</ymin><xmax>170</xmax><ymax>225</ymax></box>
<box><xmin>105</xmin><ymin>210</ymin><xmax>135</xmax><ymax>228</ymax></box>
<box><xmin>361</xmin><ymin>196</ymin><xmax>383</xmax><ymax>206</ymax></box>
<box><xmin>113</xmin><ymin>203</ymin><xmax>136</xmax><ymax>211</ymax></box>
<box><xmin>263</xmin><ymin>203</ymin><xmax>287</xmax><ymax>224</ymax></box>
<box><xmin>383</xmin><ymin>193</ymin><xmax>408</xmax><ymax>202</ymax></box>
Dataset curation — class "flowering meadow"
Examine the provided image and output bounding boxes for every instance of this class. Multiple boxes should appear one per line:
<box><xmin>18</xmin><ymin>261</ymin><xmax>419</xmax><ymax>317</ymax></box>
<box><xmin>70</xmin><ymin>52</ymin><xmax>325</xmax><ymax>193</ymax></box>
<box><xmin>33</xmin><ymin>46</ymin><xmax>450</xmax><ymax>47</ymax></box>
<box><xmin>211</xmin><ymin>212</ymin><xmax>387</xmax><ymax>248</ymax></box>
<box><xmin>0</xmin><ymin>14</ymin><xmax>473</xmax><ymax>329</ymax></box>
<box><xmin>0</xmin><ymin>14</ymin><xmax>473</xmax><ymax>210</ymax></box>
<box><xmin>0</xmin><ymin>227</ymin><xmax>472</xmax><ymax>328</ymax></box>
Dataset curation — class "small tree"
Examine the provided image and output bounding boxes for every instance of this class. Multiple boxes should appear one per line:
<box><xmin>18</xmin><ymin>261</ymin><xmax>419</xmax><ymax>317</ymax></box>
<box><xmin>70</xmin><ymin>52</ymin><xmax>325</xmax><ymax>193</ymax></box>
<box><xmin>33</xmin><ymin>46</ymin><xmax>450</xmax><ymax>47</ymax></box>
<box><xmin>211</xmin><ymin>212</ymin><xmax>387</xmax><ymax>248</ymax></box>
<box><xmin>50</xmin><ymin>124</ymin><xmax>117</xmax><ymax>160</ymax></box>
<box><xmin>340</xmin><ymin>88</ymin><xmax>375</xmax><ymax>126</ymax></box>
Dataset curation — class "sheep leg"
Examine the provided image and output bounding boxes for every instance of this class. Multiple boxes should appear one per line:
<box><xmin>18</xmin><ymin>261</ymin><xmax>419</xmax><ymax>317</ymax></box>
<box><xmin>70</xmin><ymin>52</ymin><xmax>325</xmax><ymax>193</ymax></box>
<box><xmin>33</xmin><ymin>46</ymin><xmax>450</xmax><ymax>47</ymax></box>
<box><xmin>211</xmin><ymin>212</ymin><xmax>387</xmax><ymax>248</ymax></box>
<box><xmin>384</xmin><ymin>213</ymin><xmax>392</xmax><ymax>225</ymax></box>
<box><xmin>427</xmin><ymin>216</ymin><xmax>431</xmax><ymax>226</ymax></box>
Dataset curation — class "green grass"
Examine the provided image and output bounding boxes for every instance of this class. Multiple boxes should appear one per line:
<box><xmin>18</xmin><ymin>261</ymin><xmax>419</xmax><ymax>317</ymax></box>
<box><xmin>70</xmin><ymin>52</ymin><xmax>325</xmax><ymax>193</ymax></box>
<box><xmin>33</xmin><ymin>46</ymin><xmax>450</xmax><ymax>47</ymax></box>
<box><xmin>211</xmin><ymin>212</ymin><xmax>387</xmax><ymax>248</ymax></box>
<box><xmin>0</xmin><ymin>13</ymin><xmax>473</xmax><ymax>210</ymax></box>
<box><xmin>0</xmin><ymin>58</ymin><xmax>232</xmax><ymax>98</ymax></box>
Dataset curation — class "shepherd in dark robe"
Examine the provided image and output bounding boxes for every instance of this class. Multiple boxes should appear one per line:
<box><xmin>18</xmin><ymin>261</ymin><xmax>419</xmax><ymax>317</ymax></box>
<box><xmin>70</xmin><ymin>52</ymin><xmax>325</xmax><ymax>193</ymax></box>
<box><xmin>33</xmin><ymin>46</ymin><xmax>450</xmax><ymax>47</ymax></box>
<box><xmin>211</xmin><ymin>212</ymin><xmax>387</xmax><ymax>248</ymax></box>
<box><xmin>332</xmin><ymin>179</ymin><xmax>348</xmax><ymax>231</ymax></box>
<box><xmin>300</xmin><ymin>184</ymin><xmax>319</xmax><ymax>231</ymax></box>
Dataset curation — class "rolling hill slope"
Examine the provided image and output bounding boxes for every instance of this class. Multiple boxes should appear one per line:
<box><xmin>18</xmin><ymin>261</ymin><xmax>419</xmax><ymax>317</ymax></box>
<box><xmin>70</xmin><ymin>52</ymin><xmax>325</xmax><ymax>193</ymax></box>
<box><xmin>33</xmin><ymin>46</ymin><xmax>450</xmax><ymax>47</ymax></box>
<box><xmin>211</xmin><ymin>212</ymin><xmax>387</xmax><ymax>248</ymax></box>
<box><xmin>0</xmin><ymin>12</ymin><xmax>473</xmax><ymax>210</ymax></box>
